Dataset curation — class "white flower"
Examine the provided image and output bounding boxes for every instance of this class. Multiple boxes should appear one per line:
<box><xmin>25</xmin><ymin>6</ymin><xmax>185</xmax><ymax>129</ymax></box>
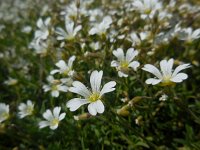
<box><xmin>29</xmin><ymin>40</ymin><xmax>48</xmax><ymax>55</ymax></box>
<box><xmin>132</xmin><ymin>0</ymin><xmax>162</xmax><ymax>19</ymax></box>
<box><xmin>90</xmin><ymin>42</ymin><xmax>101</xmax><ymax>51</ymax></box>
<box><xmin>21</xmin><ymin>26</ymin><xmax>32</xmax><ymax>33</ymax></box>
<box><xmin>89</xmin><ymin>16</ymin><xmax>112</xmax><ymax>35</ymax></box>
<box><xmin>50</xmin><ymin>56</ymin><xmax>76</xmax><ymax>77</ymax></box>
<box><xmin>39</xmin><ymin>107</ymin><xmax>66</xmax><ymax>130</ymax></box>
<box><xmin>159</xmin><ymin>94</ymin><xmax>168</xmax><ymax>101</ymax></box>
<box><xmin>18</xmin><ymin>100</ymin><xmax>34</xmax><ymax>118</ymax></box>
<box><xmin>4</xmin><ymin>77</ymin><xmax>18</xmax><ymax>86</ymax></box>
<box><xmin>56</xmin><ymin>21</ymin><xmax>82</xmax><ymax>41</ymax></box>
<box><xmin>61</xmin><ymin>1</ymin><xmax>87</xmax><ymax>20</ymax></box>
<box><xmin>34</xmin><ymin>17</ymin><xmax>51</xmax><ymax>44</ymax></box>
<box><xmin>0</xmin><ymin>103</ymin><xmax>9</xmax><ymax>123</ymax></box>
<box><xmin>142</xmin><ymin>58</ymin><xmax>191</xmax><ymax>86</ymax></box>
<box><xmin>111</xmin><ymin>48</ymin><xmax>140</xmax><ymax>77</ymax></box>
<box><xmin>66</xmin><ymin>70</ymin><xmax>116</xmax><ymax>116</ymax></box>
<box><xmin>43</xmin><ymin>76</ymin><xmax>68</xmax><ymax>97</ymax></box>
<box><xmin>178</xmin><ymin>27</ymin><xmax>200</xmax><ymax>42</ymax></box>
<box><xmin>129</xmin><ymin>32</ymin><xmax>149</xmax><ymax>46</ymax></box>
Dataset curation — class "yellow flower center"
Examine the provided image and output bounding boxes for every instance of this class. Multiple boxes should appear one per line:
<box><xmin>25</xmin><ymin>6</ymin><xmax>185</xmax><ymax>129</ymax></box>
<box><xmin>118</xmin><ymin>61</ymin><xmax>129</xmax><ymax>73</ymax></box>
<box><xmin>1</xmin><ymin>112</ymin><xmax>9</xmax><ymax>120</ymax></box>
<box><xmin>144</xmin><ymin>9</ymin><xmax>151</xmax><ymax>14</ymax></box>
<box><xmin>88</xmin><ymin>93</ymin><xmax>101</xmax><ymax>102</ymax></box>
<box><xmin>50</xmin><ymin>118</ymin><xmax>59</xmax><ymax>126</ymax></box>
<box><xmin>63</xmin><ymin>69</ymin><xmax>70</xmax><ymax>76</ymax></box>
<box><xmin>52</xmin><ymin>79</ymin><xmax>61</xmax><ymax>84</ymax></box>
<box><xmin>52</xmin><ymin>85</ymin><xmax>58</xmax><ymax>91</ymax></box>
<box><xmin>120</xmin><ymin>61</ymin><xmax>129</xmax><ymax>68</ymax></box>
<box><xmin>160</xmin><ymin>76</ymin><xmax>175</xmax><ymax>86</ymax></box>
<box><xmin>25</xmin><ymin>106</ymin><xmax>33</xmax><ymax>115</ymax></box>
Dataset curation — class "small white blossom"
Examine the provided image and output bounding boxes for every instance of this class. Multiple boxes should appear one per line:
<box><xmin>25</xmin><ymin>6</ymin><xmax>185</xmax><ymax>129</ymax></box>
<box><xmin>61</xmin><ymin>1</ymin><xmax>87</xmax><ymax>20</ymax></box>
<box><xmin>89</xmin><ymin>16</ymin><xmax>112</xmax><ymax>35</ymax></box>
<box><xmin>21</xmin><ymin>26</ymin><xmax>32</xmax><ymax>33</ymax></box>
<box><xmin>132</xmin><ymin>0</ymin><xmax>162</xmax><ymax>19</ymax></box>
<box><xmin>129</xmin><ymin>32</ymin><xmax>149</xmax><ymax>46</ymax></box>
<box><xmin>66</xmin><ymin>70</ymin><xmax>116</xmax><ymax>116</ymax></box>
<box><xmin>34</xmin><ymin>17</ymin><xmax>51</xmax><ymax>44</ymax></box>
<box><xmin>0</xmin><ymin>103</ymin><xmax>9</xmax><ymax>123</ymax></box>
<box><xmin>18</xmin><ymin>100</ymin><xmax>34</xmax><ymax>118</ymax></box>
<box><xmin>56</xmin><ymin>21</ymin><xmax>82</xmax><ymax>41</ymax></box>
<box><xmin>43</xmin><ymin>76</ymin><xmax>68</xmax><ymax>97</ymax></box>
<box><xmin>29</xmin><ymin>40</ymin><xmax>48</xmax><ymax>55</ymax></box>
<box><xmin>50</xmin><ymin>56</ymin><xmax>76</xmax><ymax>77</ymax></box>
<box><xmin>90</xmin><ymin>42</ymin><xmax>101</xmax><ymax>51</ymax></box>
<box><xmin>4</xmin><ymin>77</ymin><xmax>18</xmax><ymax>86</ymax></box>
<box><xmin>142</xmin><ymin>58</ymin><xmax>191</xmax><ymax>86</ymax></box>
<box><xmin>39</xmin><ymin>107</ymin><xmax>66</xmax><ymax>130</ymax></box>
<box><xmin>178</xmin><ymin>27</ymin><xmax>200</xmax><ymax>42</ymax></box>
<box><xmin>111</xmin><ymin>48</ymin><xmax>140</xmax><ymax>77</ymax></box>
<box><xmin>159</xmin><ymin>94</ymin><xmax>168</xmax><ymax>101</ymax></box>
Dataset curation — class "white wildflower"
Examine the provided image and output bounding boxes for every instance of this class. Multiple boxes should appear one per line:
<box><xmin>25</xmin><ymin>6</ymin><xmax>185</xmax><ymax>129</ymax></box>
<box><xmin>159</xmin><ymin>94</ymin><xmax>168</xmax><ymax>101</ymax></box>
<box><xmin>129</xmin><ymin>32</ymin><xmax>149</xmax><ymax>46</ymax></box>
<box><xmin>89</xmin><ymin>16</ymin><xmax>112</xmax><ymax>35</ymax></box>
<box><xmin>66</xmin><ymin>70</ymin><xmax>116</xmax><ymax>116</ymax></box>
<box><xmin>18</xmin><ymin>100</ymin><xmax>34</xmax><ymax>118</ymax></box>
<box><xmin>4</xmin><ymin>77</ymin><xmax>18</xmax><ymax>86</ymax></box>
<box><xmin>142</xmin><ymin>58</ymin><xmax>191</xmax><ymax>86</ymax></box>
<box><xmin>0</xmin><ymin>103</ymin><xmax>9</xmax><ymax>123</ymax></box>
<box><xmin>50</xmin><ymin>56</ymin><xmax>76</xmax><ymax>77</ymax></box>
<box><xmin>111</xmin><ymin>48</ymin><xmax>140</xmax><ymax>77</ymax></box>
<box><xmin>132</xmin><ymin>0</ymin><xmax>162</xmax><ymax>19</ymax></box>
<box><xmin>39</xmin><ymin>107</ymin><xmax>66</xmax><ymax>130</ymax></box>
<box><xmin>43</xmin><ymin>76</ymin><xmax>68</xmax><ymax>97</ymax></box>
<box><xmin>178</xmin><ymin>27</ymin><xmax>200</xmax><ymax>42</ymax></box>
<box><xmin>56</xmin><ymin>21</ymin><xmax>82</xmax><ymax>41</ymax></box>
<box><xmin>34</xmin><ymin>17</ymin><xmax>51</xmax><ymax>44</ymax></box>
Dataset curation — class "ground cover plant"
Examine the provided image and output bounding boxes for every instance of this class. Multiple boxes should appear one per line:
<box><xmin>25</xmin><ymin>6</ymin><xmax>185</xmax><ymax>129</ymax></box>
<box><xmin>1</xmin><ymin>0</ymin><xmax>200</xmax><ymax>149</ymax></box>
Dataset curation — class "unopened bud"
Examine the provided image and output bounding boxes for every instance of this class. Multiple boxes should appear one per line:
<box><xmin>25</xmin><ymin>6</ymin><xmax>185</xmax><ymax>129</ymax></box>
<box><xmin>73</xmin><ymin>113</ymin><xmax>91</xmax><ymax>120</ymax></box>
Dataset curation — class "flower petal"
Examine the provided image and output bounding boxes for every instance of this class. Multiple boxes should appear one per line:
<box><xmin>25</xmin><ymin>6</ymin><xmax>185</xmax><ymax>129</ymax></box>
<box><xmin>100</xmin><ymin>81</ymin><xmax>116</xmax><ymax>96</ymax></box>
<box><xmin>95</xmin><ymin>100</ymin><xmax>105</xmax><ymax>114</ymax></box>
<box><xmin>142</xmin><ymin>64</ymin><xmax>162</xmax><ymax>79</ymax></box>
<box><xmin>50</xmin><ymin>124</ymin><xmax>58</xmax><ymax>130</ymax></box>
<box><xmin>73</xmin><ymin>25</ymin><xmax>82</xmax><ymax>36</ymax></box>
<box><xmin>88</xmin><ymin>103</ymin><xmax>97</xmax><ymax>116</ymax></box>
<box><xmin>145</xmin><ymin>78</ymin><xmax>162</xmax><ymax>85</ymax></box>
<box><xmin>113</xmin><ymin>48</ymin><xmax>124</xmax><ymax>61</ymax></box>
<box><xmin>128</xmin><ymin>61</ymin><xmax>140</xmax><ymax>71</ymax></box>
<box><xmin>170</xmin><ymin>73</ymin><xmax>188</xmax><ymax>83</ymax></box>
<box><xmin>59</xmin><ymin>113</ymin><xmax>66</xmax><ymax>121</ymax></box>
<box><xmin>111</xmin><ymin>60</ymin><xmax>119</xmax><ymax>67</ymax></box>
<box><xmin>53</xmin><ymin>107</ymin><xmax>61</xmax><ymax>118</ymax></box>
<box><xmin>126</xmin><ymin>48</ymin><xmax>139</xmax><ymax>62</ymax></box>
<box><xmin>69</xmin><ymin>81</ymin><xmax>91</xmax><ymax>98</ymax></box>
<box><xmin>43</xmin><ymin>109</ymin><xmax>53</xmax><ymax>121</ymax></box>
<box><xmin>56</xmin><ymin>60</ymin><xmax>67</xmax><ymax>70</ymax></box>
<box><xmin>51</xmin><ymin>90</ymin><xmax>59</xmax><ymax>97</ymax></box>
<box><xmin>89</xmin><ymin>27</ymin><xmax>98</xmax><ymax>35</ymax></box>
<box><xmin>58</xmin><ymin>85</ymin><xmax>68</xmax><ymax>92</ymax></box>
<box><xmin>90</xmin><ymin>70</ymin><xmax>103</xmax><ymax>93</ymax></box>
<box><xmin>50</xmin><ymin>69</ymin><xmax>60</xmax><ymax>75</ymax></box>
<box><xmin>39</xmin><ymin>121</ymin><xmax>50</xmax><ymax>129</ymax></box>
<box><xmin>192</xmin><ymin>29</ymin><xmax>200</xmax><ymax>39</ymax></box>
<box><xmin>118</xmin><ymin>71</ymin><xmax>128</xmax><ymax>77</ymax></box>
<box><xmin>68</xmin><ymin>56</ymin><xmax>76</xmax><ymax>68</ymax></box>
<box><xmin>172</xmin><ymin>63</ymin><xmax>191</xmax><ymax>77</ymax></box>
<box><xmin>66</xmin><ymin>98</ymin><xmax>89</xmax><ymax>111</ymax></box>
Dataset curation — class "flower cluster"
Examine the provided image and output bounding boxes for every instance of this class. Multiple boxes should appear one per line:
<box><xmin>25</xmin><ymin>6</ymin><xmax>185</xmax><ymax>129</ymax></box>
<box><xmin>1</xmin><ymin>0</ymin><xmax>199</xmax><ymax>148</ymax></box>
